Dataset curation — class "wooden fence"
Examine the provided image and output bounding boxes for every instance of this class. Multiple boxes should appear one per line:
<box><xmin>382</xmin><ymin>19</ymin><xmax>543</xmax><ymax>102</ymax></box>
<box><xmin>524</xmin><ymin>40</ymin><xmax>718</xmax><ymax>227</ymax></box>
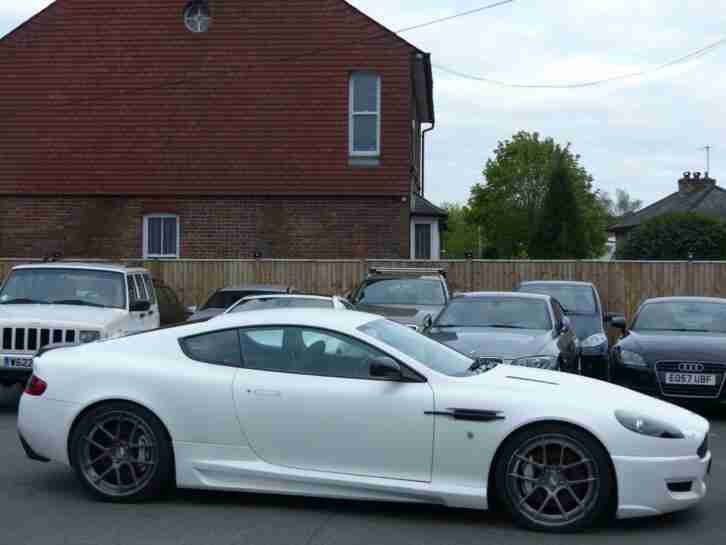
<box><xmin>2</xmin><ymin>259</ymin><xmax>726</xmax><ymax>319</ymax></box>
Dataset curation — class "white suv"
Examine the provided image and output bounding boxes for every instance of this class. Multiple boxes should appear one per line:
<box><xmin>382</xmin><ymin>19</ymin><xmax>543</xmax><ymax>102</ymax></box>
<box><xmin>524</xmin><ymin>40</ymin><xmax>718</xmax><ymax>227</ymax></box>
<box><xmin>0</xmin><ymin>262</ymin><xmax>159</xmax><ymax>387</ymax></box>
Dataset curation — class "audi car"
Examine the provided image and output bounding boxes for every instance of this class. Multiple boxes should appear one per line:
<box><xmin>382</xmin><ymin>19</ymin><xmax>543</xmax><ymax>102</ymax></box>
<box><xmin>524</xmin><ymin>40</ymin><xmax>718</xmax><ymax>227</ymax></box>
<box><xmin>611</xmin><ymin>296</ymin><xmax>726</xmax><ymax>404</ymax></box>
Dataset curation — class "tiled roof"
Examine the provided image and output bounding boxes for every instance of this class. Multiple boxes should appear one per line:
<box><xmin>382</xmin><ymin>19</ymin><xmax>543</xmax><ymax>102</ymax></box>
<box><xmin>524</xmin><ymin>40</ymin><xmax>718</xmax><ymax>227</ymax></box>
<box><xmin>411</xmin><ymin>193</ymin><xmax>448</xmax><ymax>217</ymax></box>
<box><xmin>610</xmin><ymin>185</ymin><xmax>726</xmax><ymax>231</ymax></box>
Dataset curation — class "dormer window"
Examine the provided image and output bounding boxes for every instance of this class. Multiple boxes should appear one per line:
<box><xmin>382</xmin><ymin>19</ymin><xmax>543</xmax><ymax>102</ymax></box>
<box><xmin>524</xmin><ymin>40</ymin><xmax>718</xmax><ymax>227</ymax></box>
<box><xmin>349</xmin><ymin>72</ymin><xmax>381</xmax><ymax>157</ymax></box>
<box><xmin>184</xmin><ymin>1</ymin><xmax>211</xmax><ymax>33</ymax></box>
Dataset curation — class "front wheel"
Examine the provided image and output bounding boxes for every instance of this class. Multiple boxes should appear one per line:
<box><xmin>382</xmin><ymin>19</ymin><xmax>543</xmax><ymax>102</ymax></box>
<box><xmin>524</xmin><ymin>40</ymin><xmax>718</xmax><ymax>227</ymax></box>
<box><xmin>495</xmin><ymin>424</ymin><xmax>615</xmax><ymax>533</ymax></box>
<box><xmin>69</xmin><ymin>402</ymin><xmax>174</xmax><ymax>502</ymax></box>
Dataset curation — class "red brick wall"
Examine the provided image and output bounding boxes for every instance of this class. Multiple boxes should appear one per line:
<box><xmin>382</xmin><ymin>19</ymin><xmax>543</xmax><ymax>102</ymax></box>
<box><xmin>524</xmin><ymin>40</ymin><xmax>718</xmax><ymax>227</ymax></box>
<box><xmin>0</xmin><ymin>0</ymin><xmax>417</xmax><ymax>197</ymax></box>
<box><xmin>0</xmin><ymin>196</ymin><xmax>410</xmax><ymax>259</ymax></box>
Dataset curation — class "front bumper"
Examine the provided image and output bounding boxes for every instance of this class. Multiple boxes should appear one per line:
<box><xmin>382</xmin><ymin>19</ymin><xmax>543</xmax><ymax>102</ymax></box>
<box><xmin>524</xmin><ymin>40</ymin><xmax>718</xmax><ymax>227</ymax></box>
<box><xmin>614</xmin><ymin>450</ymin><xmax>711</xmax><ymax>519</ymax></box>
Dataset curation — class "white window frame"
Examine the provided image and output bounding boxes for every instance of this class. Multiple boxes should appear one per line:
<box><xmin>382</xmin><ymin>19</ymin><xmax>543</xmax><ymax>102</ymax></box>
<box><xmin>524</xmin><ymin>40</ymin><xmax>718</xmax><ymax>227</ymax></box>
<box><xmin>349</xmin><ymin>72</ymin><xmax>381</xmax><ymax>157</ymax></box>
<box><xmin>143</xmin><ymin>214</ymin><xmax>180</xmax><ymax>259</ymax></box>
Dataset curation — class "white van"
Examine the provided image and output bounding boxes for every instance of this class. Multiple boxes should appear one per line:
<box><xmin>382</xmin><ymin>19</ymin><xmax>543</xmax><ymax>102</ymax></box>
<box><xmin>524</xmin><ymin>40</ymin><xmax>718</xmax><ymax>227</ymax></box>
<box><xmin>0</xmin><ymin>262</ymin><xmax>159</xmax><ymax>386</ymax></box>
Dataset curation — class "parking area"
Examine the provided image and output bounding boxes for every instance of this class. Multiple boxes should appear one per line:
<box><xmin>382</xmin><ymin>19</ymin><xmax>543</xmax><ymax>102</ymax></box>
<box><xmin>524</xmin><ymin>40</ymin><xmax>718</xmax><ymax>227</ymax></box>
<box><xmin>0</xmin><ymin>387</ymin><xmax>723</xmax><ymax>545</ymax></box>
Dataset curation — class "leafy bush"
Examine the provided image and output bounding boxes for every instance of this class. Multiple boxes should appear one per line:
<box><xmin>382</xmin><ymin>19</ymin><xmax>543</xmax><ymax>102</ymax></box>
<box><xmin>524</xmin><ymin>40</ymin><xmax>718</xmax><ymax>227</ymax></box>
<box><xmin>618</xmin><ymin>213</ymin><xmax>726</xmax><ymax>260</ymax></box>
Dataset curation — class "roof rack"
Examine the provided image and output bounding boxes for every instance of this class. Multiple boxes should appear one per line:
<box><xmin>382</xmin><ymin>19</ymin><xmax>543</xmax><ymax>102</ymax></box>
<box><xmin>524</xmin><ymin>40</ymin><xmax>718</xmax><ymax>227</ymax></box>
<box><xmin>368</xmin><ymin>267</ymin><xmax>447</xmax><ymax>277</ymax></box>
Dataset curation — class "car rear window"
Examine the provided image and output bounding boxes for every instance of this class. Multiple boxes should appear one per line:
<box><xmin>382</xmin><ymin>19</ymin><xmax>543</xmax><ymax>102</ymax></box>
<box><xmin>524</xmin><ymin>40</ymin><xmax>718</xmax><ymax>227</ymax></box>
<box><xmin>356</xmin><ymin>278</ymin><xmax>445</xmax><ymax>306</ymax></box>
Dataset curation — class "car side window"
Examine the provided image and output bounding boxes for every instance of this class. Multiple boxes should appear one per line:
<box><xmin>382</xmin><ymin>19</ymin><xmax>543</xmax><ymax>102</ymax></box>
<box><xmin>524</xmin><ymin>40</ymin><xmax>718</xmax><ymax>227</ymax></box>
<box><xmin>133</xmin><ymin>274</ymin><xmax>148</xmax><ymax>301</ymax></box>
<box><xmin>239</xmin><ymin>326</ymin><xmax>389</xmax><ymax>380</ymax></box>
<box><xmin>127</xmin><ymin>275</ymin><xmax>140</xmax><ymax>305</ymax></box>
<box><xmin>142</xmin><ymin>274</ymin><xmax>157</xmax><ymax>304</ymax></box>
<box><xmin>551</xmin><ymin>301</ymin><xmax>564</xmax><ymax>330</ymax></box>
<box><xmin>180</xmin><ymin>329</ymin><xmax>242</xmax><ymax>367</ymax></box>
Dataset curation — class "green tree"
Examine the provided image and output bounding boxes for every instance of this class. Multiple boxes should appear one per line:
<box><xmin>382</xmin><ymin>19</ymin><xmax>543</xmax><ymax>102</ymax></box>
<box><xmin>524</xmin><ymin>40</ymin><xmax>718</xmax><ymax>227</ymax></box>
<box><xmin>468</xmin><ymin>131</ymin><xmax>608</xmax><ymax>258</ymax></box>
<box><xmin>440</xmin><ymin>203</ymin><xmax>480</xmax><ymax>258</ymax></box>
<box><xmin>618</xmin><ymin>213</ymin><xmax>726</xmax><ymax>260</ymax></box>
<box><xmin>600</xmin><ymin>189</ymin><xmax>643</xmax><ymax>220</ymax></box>
<box><xmin>530</xmin><ymin>150</ymin><xmax>588</xmax><ymax>258</ymax></box>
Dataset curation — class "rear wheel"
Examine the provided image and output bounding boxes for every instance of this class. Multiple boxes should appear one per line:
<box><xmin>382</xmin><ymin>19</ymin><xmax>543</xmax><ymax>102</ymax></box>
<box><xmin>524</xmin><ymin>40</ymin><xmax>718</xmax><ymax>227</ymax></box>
<box><xmin>69</xmin><ymin>402</ymin><xmax>174</xmax><ymax>502</ymax></box>
<box><xmin>495</xmin><ymin>424</ymin><xmax>614</xmax><ymax>532</ymax></box>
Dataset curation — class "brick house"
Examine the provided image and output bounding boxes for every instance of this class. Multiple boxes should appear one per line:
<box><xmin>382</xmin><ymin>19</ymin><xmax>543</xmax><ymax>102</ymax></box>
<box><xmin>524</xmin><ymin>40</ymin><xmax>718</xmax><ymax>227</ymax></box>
<box><xmin>0</xmin><ymin>0</ymin><xmax>443</xmax><ymax>260</ymax></box>
<box><xmin>610</xmin><ymin>172</ymin><xmax>726</xmax><ymax>251</ymax></box>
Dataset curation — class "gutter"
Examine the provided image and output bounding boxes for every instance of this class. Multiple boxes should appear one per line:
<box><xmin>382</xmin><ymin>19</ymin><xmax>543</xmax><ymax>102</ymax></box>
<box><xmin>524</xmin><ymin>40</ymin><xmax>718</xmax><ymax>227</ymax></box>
<box><xmin>421</xmin><ymin>123</ymin><xmax>435</xmax><ymax>197</ymax></box>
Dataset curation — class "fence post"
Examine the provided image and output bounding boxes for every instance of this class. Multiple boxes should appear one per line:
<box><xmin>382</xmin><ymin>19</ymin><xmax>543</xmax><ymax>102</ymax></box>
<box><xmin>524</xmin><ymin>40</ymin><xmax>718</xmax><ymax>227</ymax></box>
<box><xmin>467</xmin><ymin>259</ymin><xmax>474</xmax><ymax>291</ymax></box>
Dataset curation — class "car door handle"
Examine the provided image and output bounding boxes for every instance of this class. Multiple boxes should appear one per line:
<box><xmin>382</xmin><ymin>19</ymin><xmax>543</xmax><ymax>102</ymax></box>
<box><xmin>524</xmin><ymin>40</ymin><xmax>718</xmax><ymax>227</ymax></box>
<box><xmin>253</xmin><ymin>389</ymin><xmax>281</xmax><ymax>397</ymax></box>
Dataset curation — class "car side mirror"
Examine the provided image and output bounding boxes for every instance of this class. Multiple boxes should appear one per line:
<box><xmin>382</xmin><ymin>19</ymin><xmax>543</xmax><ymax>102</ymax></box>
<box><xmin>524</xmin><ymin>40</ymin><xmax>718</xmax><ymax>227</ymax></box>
<box><xmin>369</xmin><ymin>356</ymin><xmax>403</xmax><ymax>380</ymax></box>
<box><xmin>186</xmin><ymin>305</ymin><xmax>197</xmax><ymax>314</ymax></box>
<box><xmin>604</xmin><ymin>312</ymin><xmax>622</xmax><ymax>324</ymax></box>
<box><xmin>130</xmin><ymin>300</ymin><xmax>151</xmax><ymax>312</ymax></box>
<box><xmin>610</xmin><ymin>316</ymin><xmax>627</xmax><ymax>332</ymax></box>
<box><xmin>417</xmin><ymin>313</ymin><xmax>433</xmax><ymax>332</ymax></box>
<box><xmin>559</xmin><ymin>316</ymin><xmax>572</xmax><ymax>334</ymax></box>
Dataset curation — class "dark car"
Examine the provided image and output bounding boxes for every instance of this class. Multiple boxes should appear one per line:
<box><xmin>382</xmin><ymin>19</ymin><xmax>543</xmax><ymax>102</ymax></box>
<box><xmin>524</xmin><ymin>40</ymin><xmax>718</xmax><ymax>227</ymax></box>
<box><xmin>348</xmin><ymin>268</ymin><xmax>450</xmax><ymax>328</ymax></box>
<box><xmin>611</xmin><ymin>296</ymin><xmax>726</xmax><ymax>404</ymax></box>
<box><xmin>153</xmin><ymin>280</ymin><xmax>188</xmax><ymax>326</ymax></box>
<box><xmin>187</xmin><ymin>284</ymin><xmax>295</xmax><ymax>321</ymax></box>
<box><xmin>422</xmin><ymin>292</ymin><xmax>579</xmax><ymax>372</ymax></box>
<box><xmin>516</xmin><ymin>281</ymin><xmax>618</xmax><ymax>380</ymax></box>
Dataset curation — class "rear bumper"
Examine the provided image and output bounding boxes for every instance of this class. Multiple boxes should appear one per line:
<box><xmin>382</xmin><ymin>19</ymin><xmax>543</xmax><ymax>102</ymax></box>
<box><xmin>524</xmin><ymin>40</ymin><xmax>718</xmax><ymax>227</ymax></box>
<box><xmin>18</xmin><ymin>432</ymin><xmax>50</xmax><ymax>462</ymax></box>
<box><xmin>18</xmin><ymin>394</ymin><xmax>80</xmax><ymax>465</ymax></box>
<box><xmin>0</xmin><ymin>367</ymin><xmax>32</xmax><ymax>384</ymax></box>
<box><xmin>614</xmin><ymin>451</ymin><xmax>711</xmax><ymax>519</ymax></box>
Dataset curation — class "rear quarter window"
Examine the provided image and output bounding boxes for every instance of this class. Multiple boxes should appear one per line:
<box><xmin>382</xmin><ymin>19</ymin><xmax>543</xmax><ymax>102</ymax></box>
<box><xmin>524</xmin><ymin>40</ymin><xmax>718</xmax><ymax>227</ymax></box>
<box><xmin>180</xmin><ymin>329</ymin><xmax>242</xmax><ymax>368</ymax></box>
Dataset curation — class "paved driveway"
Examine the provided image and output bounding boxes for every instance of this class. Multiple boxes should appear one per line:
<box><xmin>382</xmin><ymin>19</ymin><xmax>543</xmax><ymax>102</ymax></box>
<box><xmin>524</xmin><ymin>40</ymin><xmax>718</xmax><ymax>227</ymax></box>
<box><xmin>0</xmin><ymin>386</ymin><xmax>723</xmax><ymax>545</ymax></box>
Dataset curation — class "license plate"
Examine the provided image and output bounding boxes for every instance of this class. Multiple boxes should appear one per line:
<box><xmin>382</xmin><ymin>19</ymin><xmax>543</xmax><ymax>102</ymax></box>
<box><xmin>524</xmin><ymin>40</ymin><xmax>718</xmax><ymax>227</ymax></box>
<box><xmin>4</xmin><ymin>356</ymin><xmax>34</xmax><ymax>369</ymax></box>
<box><xmin>665</xmin><ymin>373</ymin><xmax>717</xmax><ymax>386</ymax></box>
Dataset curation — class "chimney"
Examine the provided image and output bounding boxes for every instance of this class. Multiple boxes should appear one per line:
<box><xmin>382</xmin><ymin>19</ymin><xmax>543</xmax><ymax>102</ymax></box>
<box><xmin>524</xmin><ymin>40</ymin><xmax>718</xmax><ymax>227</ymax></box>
<box><xmin>679</xmin><ymin>171</ymin><xmax>716</xmax><ymax>194</ymax></box>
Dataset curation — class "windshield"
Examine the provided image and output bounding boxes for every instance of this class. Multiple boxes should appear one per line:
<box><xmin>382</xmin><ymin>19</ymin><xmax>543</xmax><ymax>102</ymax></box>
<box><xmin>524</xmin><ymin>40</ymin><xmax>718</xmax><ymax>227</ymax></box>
<box><xmin>633</xmin><ymin>301</ymin><xmax>726</xmax><ymax>333</ymax></box>
<box><xmin>202</xmin><ymin>290</ymin><xmax>281</xmax><ymax>310</ymax></box>
<box><xmin>229</xmin><ymin>298</ymin><xmax>332</xmax><ymax>313</ymax></box>
<box><xmin>436</xmin><ymin>297</ymin><xmax>552</xmax><ymax>330</ymax></box>
<box><xmin>356</xmin><ymin>278</ymin><xmax>445</xmax><ymax>306</ymax></box>
<box><xmin>0</xmin><ymin>268</ymin><xmax>126</xmax><ymax>309</ymax></box>
<box><xmin>519</xmin><ymin>284</ymin><xmax>597</xmax><ymax>315</ymax></box>
<box><xmin>358</xmin><ymin>319</ymin><xmax>474</xmax><ymax>377</ymax></box>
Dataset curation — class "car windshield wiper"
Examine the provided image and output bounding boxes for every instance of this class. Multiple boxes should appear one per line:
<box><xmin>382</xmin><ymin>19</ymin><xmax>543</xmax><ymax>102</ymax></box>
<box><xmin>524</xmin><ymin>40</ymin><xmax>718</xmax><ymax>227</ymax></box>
<box><xmin>481</xmin><ymin>324</ymin><xmax>533</xmax><ymax>330</ymax></box>
<box><xmin>468</xmin><ymin>357</ymin><xmax>500</xmax><ymax>373</ymax></box>
<box><xmin>638</xmin><ymin>328</ymin><xmax>711</xmax><ymax>333</ymax></box>
<box><xmin>51</xmin><ymin>299</ymin><xmax>107</xmax><ymax>308</ymax></box>
<box><xmin>0</xmin><ymin>298</ymin><xmax>49</xmax><ymax>305</ymax></box>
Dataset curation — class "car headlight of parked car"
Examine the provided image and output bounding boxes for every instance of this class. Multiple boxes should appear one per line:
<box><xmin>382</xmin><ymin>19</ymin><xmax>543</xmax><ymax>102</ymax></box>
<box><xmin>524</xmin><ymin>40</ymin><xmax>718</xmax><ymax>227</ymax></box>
<box><xmin>511</xmin><ymin>355</ymin><xmax>558</xmax><ymax>370</ymax></box>
<box><xmin>619</xmin><ymin>349</ymin><xmax>647</xmax><ymax>368</ymax></box>
<box><xmin>79</xmin><ymin>330</ymin><xmax>101</xmax><ymax>344</ymax></box>
<box><xmin>580</xmin><ymin>333</ymin><xmax>608</xmax><ymax>354</ymax></box>
<box><xmin>615</xmin><ymin>410</ymin><xmax>685</xmax><ymax>439</ymax></box>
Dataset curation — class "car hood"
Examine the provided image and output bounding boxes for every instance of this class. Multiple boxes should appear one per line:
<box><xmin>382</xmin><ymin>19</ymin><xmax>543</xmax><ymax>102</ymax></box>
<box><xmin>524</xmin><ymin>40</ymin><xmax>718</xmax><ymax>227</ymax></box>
<box><xmin>468</xmin><ymin>364</ymin><xmax>709</xmax><ymax>436</ymax></box>
<box><xmin>188</xmin><ymin>308</ymin><xmax>224</xmax><ymax>322</ymax></box>
<box><xmin>355</xmin><ymin>303</ymin><xmax>443</xmax><ymax>325</ymax></box>
<box><xmin>427</xmin><ymin>327</ymin><xmax>553</xmax><ymax>359</ymax></box>
<box><xmin>0</xmin><ymin>304</ymin><xmax>126</xmax><ymax>330</ymax></box>
<box><xmin>620</xmin><ymin>331</ymin><xmax>726</xmax><ymax>363</ymax></box>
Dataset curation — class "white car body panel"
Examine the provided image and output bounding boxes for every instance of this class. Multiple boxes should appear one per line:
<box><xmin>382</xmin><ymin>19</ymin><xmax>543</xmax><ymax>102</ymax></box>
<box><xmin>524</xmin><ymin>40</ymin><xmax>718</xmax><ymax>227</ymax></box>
<box><xmin>17</xmin><ymin>309</ymin><xmax>710</xmax><ymax>520</ymax></box>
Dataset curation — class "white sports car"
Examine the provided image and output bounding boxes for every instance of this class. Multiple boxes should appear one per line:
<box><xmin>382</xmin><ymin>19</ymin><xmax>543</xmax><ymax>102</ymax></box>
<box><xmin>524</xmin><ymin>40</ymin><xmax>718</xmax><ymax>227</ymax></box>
<box><xmin>18</xmin><ymin>310</ymin><xmax>711</xmax><ymax>532</ymax></box>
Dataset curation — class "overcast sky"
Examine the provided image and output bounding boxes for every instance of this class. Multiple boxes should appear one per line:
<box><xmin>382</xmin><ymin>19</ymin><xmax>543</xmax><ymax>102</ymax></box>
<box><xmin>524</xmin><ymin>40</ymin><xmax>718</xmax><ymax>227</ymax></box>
<box><xmin>3</xmin><ymin>1</ymin><xmax>725</xmax><ymax>208</ymax></box>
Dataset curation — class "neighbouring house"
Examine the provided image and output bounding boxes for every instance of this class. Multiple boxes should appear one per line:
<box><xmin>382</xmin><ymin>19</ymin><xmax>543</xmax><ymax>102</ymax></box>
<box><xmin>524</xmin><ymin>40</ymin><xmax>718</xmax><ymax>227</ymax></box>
<box><xmin>610</xmin><ymin>172</ymin><xmax>726</xmax><ymax>252</ymax></box>
<box><xmin>0</xmin><ymin>0</ymin><xmax>443</xmax><ymax>260</ymax></box>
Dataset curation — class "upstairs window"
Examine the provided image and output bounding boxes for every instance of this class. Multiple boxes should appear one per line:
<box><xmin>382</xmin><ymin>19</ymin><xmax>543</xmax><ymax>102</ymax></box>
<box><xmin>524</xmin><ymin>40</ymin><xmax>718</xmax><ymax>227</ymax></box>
<box><xmin>144</xmin><ymin>214</ymin><xmax>180</xmax><ymax>259</ymax></box>
<box><xmin>349</xmin><ymin>72</ymin><xmax>381</xmax><ymax>156</ymax></box>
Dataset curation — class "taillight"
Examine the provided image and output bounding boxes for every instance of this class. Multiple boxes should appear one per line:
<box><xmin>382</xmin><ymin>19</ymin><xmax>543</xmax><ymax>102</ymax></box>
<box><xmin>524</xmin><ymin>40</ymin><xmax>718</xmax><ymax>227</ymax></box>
<box><xmin>25</xmin><ymin>375</ymin><xmax>47</xmax><ymax>397</ymax></box>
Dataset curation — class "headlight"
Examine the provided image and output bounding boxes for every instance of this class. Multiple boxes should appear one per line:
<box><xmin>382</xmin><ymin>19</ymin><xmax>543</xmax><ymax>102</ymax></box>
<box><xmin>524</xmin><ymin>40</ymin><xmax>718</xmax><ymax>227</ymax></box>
<box><xmin>615</xmin><ymin>410</ymin><xmax>684</xmax><ymax>439</ymax></box>
<box><xmin>512</xmin><ymin>355</ymin><xmax>558</xmax><ymax>369</ymax></box>
<box><xmin>620</xmin><ymin>349</ymin><xmax>646</xmax><ymax>368</ymax></box>
<box><xmin>79</xmin><ymin>330</ymin><xmax>101</xmax><ymax>344</ymax></box>
<box><xmin>581</xmin><ymin>333</ymin><xmax>607</xmax><ymax>348</ymax></box>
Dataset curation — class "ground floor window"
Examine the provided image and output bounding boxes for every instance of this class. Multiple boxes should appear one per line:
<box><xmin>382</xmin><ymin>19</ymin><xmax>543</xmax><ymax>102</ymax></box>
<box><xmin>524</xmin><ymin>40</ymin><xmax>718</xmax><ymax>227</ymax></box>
<box><xmin>144</xmin><ymin>214</ymin><xmax>180</xmax><ymax>258</ymax></box>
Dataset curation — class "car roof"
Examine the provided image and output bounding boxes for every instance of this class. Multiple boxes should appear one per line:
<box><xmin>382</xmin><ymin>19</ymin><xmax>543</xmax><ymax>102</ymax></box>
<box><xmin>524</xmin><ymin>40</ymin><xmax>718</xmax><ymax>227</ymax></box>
<box><xmin>240</xmin><ymin>294</ymin><xmax>332</xmax><ymax>301</ymax></box>
<box><xmin>518</xmin><ymin>281</ymin><xmax>594</xmax><ymax>288</ymax></box>
<box><xmin>456</xmin><ymin>291</ymin><xmax>552</xmax><ymax>302</ymax></box>
<box><xmin>642</xmin><ymin>296</ymin><xmax>726</xmax><ymax>305</ymax></box>
<box><xmin>219</xmin><ymin>284</ymin><xmax>289</xmax><ymax>292</ymax></box>
<box><xmin>207</xmin><ymin>308</ymin><xmax>377</xmax><ymax>331</ymax></box>
<box><xmin>12</xmin><ymin>262</ymin><xmax>148</xmax><ymax>274</ymax></box>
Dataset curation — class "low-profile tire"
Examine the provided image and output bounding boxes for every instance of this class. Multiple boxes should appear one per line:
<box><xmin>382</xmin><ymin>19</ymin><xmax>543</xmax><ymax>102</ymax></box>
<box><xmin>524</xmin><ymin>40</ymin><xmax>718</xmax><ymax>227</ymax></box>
<box><xmin>69</xmin><ymin>401</ymin><xmax>174</xmax><ymax>503</ymax></box>
<box><xmin>494</xmin><ymin>423</ymin><xmax>615</xmax><ymax>533</ymax></box>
